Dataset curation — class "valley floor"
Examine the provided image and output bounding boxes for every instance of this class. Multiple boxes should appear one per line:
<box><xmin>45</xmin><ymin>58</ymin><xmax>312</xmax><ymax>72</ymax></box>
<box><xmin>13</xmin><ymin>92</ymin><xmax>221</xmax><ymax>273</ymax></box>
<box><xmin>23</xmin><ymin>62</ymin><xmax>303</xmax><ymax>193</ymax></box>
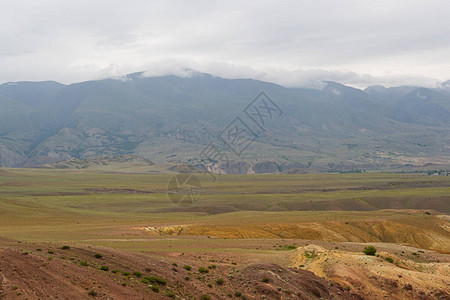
<box><xmin>0</xmin><ymin>168</ymin><xmax>449</xmax><ymax>299</ymax></box>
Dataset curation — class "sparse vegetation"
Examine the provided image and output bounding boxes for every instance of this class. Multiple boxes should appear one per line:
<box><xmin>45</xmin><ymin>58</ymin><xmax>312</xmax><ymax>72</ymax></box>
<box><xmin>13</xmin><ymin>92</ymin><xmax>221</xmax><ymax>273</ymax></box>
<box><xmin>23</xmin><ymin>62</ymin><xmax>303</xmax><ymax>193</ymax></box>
<box><xmin>62</xmin><ymin>245</ymin><xmax>70</xmax><ymax>250</ymax></box>
<box><xmin>198</xmin><ymin>267</ymin><xmax>209</xmax><ymax>274</ymax></box>
<box><xmin>94</xmin><ymin>253</ymin><xmax>103</xmax><ymax>259</ymax></box>
<box><xmin>184</xmin><ymin>265</ymin><xmax>192</xmax><ymax>271</ymax></box>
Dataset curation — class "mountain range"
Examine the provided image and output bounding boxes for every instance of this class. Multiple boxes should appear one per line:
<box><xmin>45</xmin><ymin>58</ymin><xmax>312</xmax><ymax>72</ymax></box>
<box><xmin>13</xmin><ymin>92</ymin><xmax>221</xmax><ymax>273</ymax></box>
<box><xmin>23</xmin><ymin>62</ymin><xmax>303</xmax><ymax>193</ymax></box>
<box><xmin>1</xmin><ymin>71</ymin><xmax>450</xmax><ymax>173</ymax></box>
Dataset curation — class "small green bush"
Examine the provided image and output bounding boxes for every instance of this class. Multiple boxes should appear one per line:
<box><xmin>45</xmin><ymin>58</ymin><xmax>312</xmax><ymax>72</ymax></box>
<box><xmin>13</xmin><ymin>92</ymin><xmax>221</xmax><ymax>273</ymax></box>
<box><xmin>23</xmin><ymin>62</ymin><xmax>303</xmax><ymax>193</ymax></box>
<box><xmin>143</xmin><ymin>276</ymin><xmax>167</xmax><ymax>285</ymax></box>
<box><xmin>150</xmin><ymin>285</ymin><xmax>159</xmax><ymax>293</ymax></box>
<box><xmin>216</xmin><ymin>278</ymin><xmax>225</xmax><ymax>285</ymax></box>
<box><xmin>200</xmin><ymin>295</ymin><xmax>211</xmax><ymax>300</ymax></box>
<box><xmin>94</xmin><ymin>253</ymin><xmax>103</xmax><ymax>259</ymax></box>
<box><xmin>262</xmin><ymin>277</ymin><xmax>270</xmax><ymax>283</ymax></box>
<box><xmin>80</xmin><ymin>261</ymin><xmax>89</xmax><ymax>267</ymax></box>
<box><xmin>363</xmin><ymin>245</ymin><xmax>377</xmax><ymax>256</ymax></box>
<box><xmin>198</xmin><ymin>267</ymin><xmax>209</xmax><ymax>274</ymax></box>
<box><xmin>133</xmin><ymin>271</ymin><xmax>142</xmax><ymax>278</ymax></box>
<box><xmin>385</xmin><ymin>257</ymin><xmax>394</xmax><ymax>263</ymax></box>
<box><xmin>184</xmin><ymin>265</ymin><xmax>192</xmax><ymax>271</ymax></box>
<box><xmin>100</xmin><ymin>266</ymin><xmax>109</xmax><ymax>271</ymax></box>
<box><xmin>88</xmin><ymin>290</ymin><xmax>97</xmax><ymax>296</ymax></box>
<box><xmin>62</xmin><ymin>245</ymin><xmax>70</xmax><ymax>250</ymax></box>
<box><xmin>166</xmin><ymin>290</ymin><xmax>175</xmax><ymax>298</ymax></box>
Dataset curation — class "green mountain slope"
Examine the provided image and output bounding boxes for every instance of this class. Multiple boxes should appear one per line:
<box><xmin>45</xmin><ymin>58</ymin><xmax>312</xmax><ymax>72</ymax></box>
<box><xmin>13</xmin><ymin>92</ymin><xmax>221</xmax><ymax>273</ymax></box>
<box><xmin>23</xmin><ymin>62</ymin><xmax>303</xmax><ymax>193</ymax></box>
<box><xmin>0</xmin><ymin>72</ymin><xmax>450</xmax><ymax>172</ymax></box>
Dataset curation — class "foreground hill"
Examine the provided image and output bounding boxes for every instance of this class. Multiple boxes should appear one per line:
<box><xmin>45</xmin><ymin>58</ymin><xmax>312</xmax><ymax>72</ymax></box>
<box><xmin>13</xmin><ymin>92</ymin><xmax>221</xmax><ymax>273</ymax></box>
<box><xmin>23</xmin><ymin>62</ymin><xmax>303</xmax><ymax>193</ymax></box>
<box><xmin>1</xmin><ymin>72</ymin><xmax>450</xmax><ymax>173</ymax></box>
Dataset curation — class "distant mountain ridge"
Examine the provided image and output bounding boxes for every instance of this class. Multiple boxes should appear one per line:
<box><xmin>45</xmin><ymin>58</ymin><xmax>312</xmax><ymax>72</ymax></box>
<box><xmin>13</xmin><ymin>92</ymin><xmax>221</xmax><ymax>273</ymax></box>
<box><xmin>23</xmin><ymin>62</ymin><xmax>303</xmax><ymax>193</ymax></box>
<box><xmin>1</xmin><ymin>72</ymin><xmax>450</xmax><ymax>173</ymax></box>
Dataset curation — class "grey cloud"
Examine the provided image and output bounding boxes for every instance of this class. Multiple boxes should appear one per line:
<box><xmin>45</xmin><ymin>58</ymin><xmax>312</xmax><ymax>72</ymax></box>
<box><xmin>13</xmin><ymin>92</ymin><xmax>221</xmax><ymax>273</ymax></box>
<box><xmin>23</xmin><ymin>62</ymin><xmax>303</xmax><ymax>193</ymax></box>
<box><xmin>0</xmin><ymin>0</ymin><xmax>449</xmax><ymax>87</ymax></box>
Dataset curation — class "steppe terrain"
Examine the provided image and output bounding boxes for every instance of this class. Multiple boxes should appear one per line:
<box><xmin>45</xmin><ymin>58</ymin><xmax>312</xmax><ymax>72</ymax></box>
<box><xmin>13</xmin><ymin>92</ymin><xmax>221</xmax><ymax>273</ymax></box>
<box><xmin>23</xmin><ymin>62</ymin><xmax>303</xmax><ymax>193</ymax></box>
<box><xmin>0</xmin><ymin>167</ymin><xmax>449</xmax><ymax>299</ymax></box>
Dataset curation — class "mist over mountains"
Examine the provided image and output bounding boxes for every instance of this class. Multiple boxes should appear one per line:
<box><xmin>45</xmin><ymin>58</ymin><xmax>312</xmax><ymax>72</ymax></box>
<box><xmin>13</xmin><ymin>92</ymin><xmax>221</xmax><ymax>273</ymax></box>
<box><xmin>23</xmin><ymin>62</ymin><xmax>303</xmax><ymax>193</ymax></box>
<box><xmin>1</xmin><ymin>71</ymin><xmax>450</xmax><ymax>173</ymax></box>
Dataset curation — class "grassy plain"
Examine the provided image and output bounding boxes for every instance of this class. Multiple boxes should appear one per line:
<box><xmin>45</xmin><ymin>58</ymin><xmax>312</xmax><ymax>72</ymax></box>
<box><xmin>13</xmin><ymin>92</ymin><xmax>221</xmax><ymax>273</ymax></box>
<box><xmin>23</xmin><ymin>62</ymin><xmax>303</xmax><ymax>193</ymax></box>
<box><xmin>0</xmin><ymin>168</ymin><xmax>449</xmax><ymax>249</ymax></box>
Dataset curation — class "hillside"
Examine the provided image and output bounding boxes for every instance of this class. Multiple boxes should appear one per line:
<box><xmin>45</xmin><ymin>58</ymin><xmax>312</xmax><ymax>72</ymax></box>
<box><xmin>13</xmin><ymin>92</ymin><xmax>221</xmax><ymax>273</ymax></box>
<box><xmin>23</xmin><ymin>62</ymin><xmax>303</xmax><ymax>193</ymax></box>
<box><xmin>1</xmin><ymin>72</ymin><xmax>450</xmax><ymax>173</ymax></box>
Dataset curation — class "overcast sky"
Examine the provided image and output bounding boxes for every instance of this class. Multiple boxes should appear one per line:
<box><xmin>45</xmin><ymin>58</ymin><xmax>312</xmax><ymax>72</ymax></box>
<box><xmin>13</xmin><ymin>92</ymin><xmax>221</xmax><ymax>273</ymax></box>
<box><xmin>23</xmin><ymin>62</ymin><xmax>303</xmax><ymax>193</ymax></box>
<box><xmin>1</xmin><ymin>0</ymin><xmax>450</xmax><ymax>88</ymax></box>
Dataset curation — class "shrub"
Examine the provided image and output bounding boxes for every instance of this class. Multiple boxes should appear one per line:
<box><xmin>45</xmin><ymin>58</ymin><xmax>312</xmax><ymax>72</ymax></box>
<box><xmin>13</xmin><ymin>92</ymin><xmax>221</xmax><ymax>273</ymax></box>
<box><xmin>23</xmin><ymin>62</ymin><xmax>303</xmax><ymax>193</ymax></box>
<box><xmin>94</xmin><ymin>253</ymin><xmax>103</xmax><ymax>259</ymax></box>
<box><xmin>285</xmin><ymin>245</ymin><xmax>297</xmax><ymax>250</ymax></box>
<box><xmin>166</xmin><ymin>290</ymin><xmax>175</xmax><ymax>298</ymax></box>
<box><xmin>363</xmin><ymin>246</ymin><xmax>377</xmax><ymax>256</ymax></box>
<box><xmin>262</xmin><ymin>277</ymin><xmax>270</xmax><ymax>283</ymax></box>
<box><xmin>100</xmin><ymin>266</ymin><xmax>109</xmax><ymax>271</ymax></box>
<box><xmin>144</xmin><ymin>276</ymin><xmax>167</xmax><ymax>285</ymax></box>
<box><xmin>200</xmin><ymin>295</ymin><xmax>211</xmax><ymax>300</ymax></box>
<box><xmin>133</xmin><ymin>271</ymin><xmax>142</xmax><ymax>278</ymax></box>
<box><xmin>216</xmin><ymin>278</ymin><xmax>225</xmax><ymax>285</ymax></box>
<box><xmin>111</xmin><ymin>269</ymin><xmax>119</xmax><ymax>273</ymax></box>
<box><xmin>121</xmin><ymin>282</ymin><xmax>126</xmax><ymax>286</ymax></box>
<box><xmin>198</xmin><ymin>267</ymin><xmax>209</xmax><ymax>274</ymax></box>
<box><xmin>80</xmin><ymin>261</ymin><xmax>89</xmax><ymax>267</ymax></box>
<box><xmin>184</xmin><ymin>265</ymin><xmax>192</xmax><ymax>271</ymax></box>
<box><xmin>141</xmin><ymin>278</ymin><xmax>150</xmax><ymax>285</ymax></box>
<box><xmin>150</xmin><ymin>285</ymin><xmax>159</xmax><ymax>293</ymax></box>
<box><xmin>234</xmin><ymin>291</ymin><xmax>242</xmax><ymax>297</ymax></box>
<box><xmin>208</xmin><ymin>264</ymin><xmax>216</xmax><ymax>269</ymax></box>
<box><xmin>122</xmin><ymin>271</ymin><xmax>131</xmax><ymax>276</ymax></box>
<box><xmin>62</xmin><ymin>246</ymin><xmax>70</xmax><ymax>250</ymax></box>
<box><xmin>47</xmin><ymin>251</ymin><xmax>54</xmax><ymax>254</ymax></box>
<box><xmin>88</xmin><ymin>290</ymin><xmax>97</xmax><ymax>296</ymax></box>
<box><xmin>385</xmin><ymin>257</ymin><xmax>394</xmax><ymax>263</ymax></box>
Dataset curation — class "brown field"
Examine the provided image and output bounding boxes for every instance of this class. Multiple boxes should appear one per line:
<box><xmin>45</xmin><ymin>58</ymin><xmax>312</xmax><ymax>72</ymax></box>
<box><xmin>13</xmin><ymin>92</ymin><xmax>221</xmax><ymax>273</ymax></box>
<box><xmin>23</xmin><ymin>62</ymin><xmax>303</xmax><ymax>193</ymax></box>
<box><xmin>0</xmin><ymin>168</ymin><xmax>449</xmax><ymax>299</ymax></box>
